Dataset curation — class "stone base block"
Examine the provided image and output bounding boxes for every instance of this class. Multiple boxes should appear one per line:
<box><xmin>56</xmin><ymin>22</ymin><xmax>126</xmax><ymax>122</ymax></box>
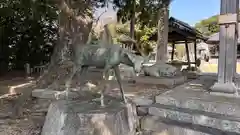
<box><xmin>134</xmin><ymin>76</ymin><xmax>186</xmax><ymax>88</ymax></box>
<box><xmin>41</xmin><ymin>99</ymin><xmax>137</xmax><ymax>135</ymax></box>
<box><xmin>210</xmin><ymin>82</ymin><xmax>237</xmax><ymax>94</ymax></box>
<box><xmin>132</xmin><ymin>96</ymin><xmax>154</xmax><ymax>106</ymax></box>
<box><xmin>32</xmin><ymin>88</ymin><xmax>101</xmax><ymax>100</ymax></box>
<box><xmin>151</xmin><ymin>78</ymin><xmax>240</xmax><ymax>134</ymax></box>
<box><xmin>148</xmin><ymin>104</ymin><xmax>240</xmax><ymax>134</ymax></box>
<box><xmin>32</xmin><ymin>89</ymin><xmax>79</xmax><ymax>100</ymax></box>
<box><xmin>140</xmin><ymin>116</ymin><xmax>211</xmax><ymax>135</ymax></box>
<box><xmin>155</xmin><ymin>88</ymin><xmax>240</xmax><ymax>119</ymax></box>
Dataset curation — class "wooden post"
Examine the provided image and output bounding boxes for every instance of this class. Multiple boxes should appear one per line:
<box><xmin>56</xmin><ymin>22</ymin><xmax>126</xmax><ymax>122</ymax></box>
<box><xmin>171</xmin><ymin>42</ymin><xmax>175</xmax><ymax>61</ymax></box>
<box><xmin>185</xmin><ymin>40</ymin><xmax>191</xmax><ymax>69</ymax></box>
<box><xmin>194</xmin><ymin>40</ymin><xmax>197</xmax><ymax>67</ymax></box>
<box><xmin>210</xmin><ymin>0</ymin><xmax>239</xmax><ymax>94</ymax></box>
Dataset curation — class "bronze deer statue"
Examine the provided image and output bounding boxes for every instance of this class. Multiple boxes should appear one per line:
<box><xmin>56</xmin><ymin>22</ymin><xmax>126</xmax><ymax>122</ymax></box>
<box><xmin>65</xmin><ymin>44</ymin><xmax>147</xmax><ymax>107</ymax></box>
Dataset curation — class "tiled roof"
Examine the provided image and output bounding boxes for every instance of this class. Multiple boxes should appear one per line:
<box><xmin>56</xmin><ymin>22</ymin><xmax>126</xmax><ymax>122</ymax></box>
<box><xmin>207</xmin><ymin>23</ymin><xmax>240</xmax><ymax>44</ymax></box>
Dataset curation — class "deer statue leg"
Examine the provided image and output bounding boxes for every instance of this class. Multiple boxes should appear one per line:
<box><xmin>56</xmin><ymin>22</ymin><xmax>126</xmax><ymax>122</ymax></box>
<box><xmin>64</xmin><ymin>65</ymin><xmax>79</xmax><ymax>100</ymax></box>
<box><xmin>69</xmin><ymin>66</ymin><xmax>88</xmax><ymax>98</ymax></box>
<box><xmin>99</xmin><ymin>69</ymin><xmax>110</xmax><ymax>107</ymax></box>
<box><xmin>113</xmin><ymin>66</ymin><xmax>127</xmax><ymax>104</ymax></box>
<box><xmin>78</xmin><ymin>66</ymin><xmax>88</xmax><ymax>86</ymax></box>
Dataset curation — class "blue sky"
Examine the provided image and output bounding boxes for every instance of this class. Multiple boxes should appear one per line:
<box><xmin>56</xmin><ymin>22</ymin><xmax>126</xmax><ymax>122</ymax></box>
<box><xmin>95</xmin><ymin>0</ymin><xmax>221</xmax><ymax>26</ymax></box>
<box><xmin>170</xmin><ymin>0</ymin><xmax>220</xmax><ymax>25</ymax></box>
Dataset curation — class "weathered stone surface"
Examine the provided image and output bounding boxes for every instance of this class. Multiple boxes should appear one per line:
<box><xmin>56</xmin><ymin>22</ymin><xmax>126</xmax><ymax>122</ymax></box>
<box><xmin>140</xmin><ymin>116</ymin><xmax>167</xmax><ymax>132</ymax></box>
<box><xmin>32</xmin><ymin>89</ymin><xmax>81</xmax><ymax>100</ymax></box>
<box><xmin>139</xmin><ymin>130</ymin><xmax>211</xmax><ymax>135</ymax></box>
<box><xmin>148</xmin><ymin>105</ymin><xmax>240</xmax><ymax>134</ymax></box>
<box><xmin>185</xmin><ymin>71</ymin><xmax>200</xmax><ymax>79</ymax></box>
<box><xmin>140</xmin><ymin>116</ymin><xmax>211</xmax><ymax>135</ymax></box>
<box><xmin>41</xmin><ymin>99</ymin><xmax>137</xmax><ymax>135</ymax></box>
<box><xmin>142</xmin><ymin>63</ymin><xmax>178</xmax><ymax>77</ymax></box>
<box><xmin>150</xmin><ymin>75</ymin><xmax>240</xmax><ymax>134</ymax></box>
<box><xmin>137</xmin><ymin>107</ymin><xmax>149</xmax><ymax>116</ymax></box>
<box><xmin>210</xmin><ymin>82</ymin><xmax>237</xmax><ymax>94</ymax></box>
<box><xmin>132</xmin><ymin>96</ymin><xmax>154</xmax><ymax>106</ymax></box>
<box><xmin>155</xmin><ymin>87</ymin><xmax>240</xmax><ymax>119</ymax></box>
<box><xmin>134</xmin><ymin>76</ymin><xmax>186</xmax><ymax>88</ymax></box>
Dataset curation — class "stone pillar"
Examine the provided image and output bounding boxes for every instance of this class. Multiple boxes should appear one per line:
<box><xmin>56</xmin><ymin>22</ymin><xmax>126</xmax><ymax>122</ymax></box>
<box><xmin>210</xmin><ymin>0</ymin><xmax>239</xmax><ymax>94</ymax></box>
<box><xmin>156</xmin><ymin>7</ymin><xmax>169</xmax><ymax>62</ymax></box>
<box><xmin>25</xmin><ymin>63</ymin><xmax>30</xmax><ymax>76</ymax></box>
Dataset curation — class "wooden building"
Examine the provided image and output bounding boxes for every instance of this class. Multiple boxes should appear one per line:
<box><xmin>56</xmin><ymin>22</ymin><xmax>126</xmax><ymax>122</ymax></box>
<box><xmin>149</xmin><ymin>17</ymin><xmax>207</xmax><ymax>67</ymax></box>
<box><xmin>207</xmin><ymin>24</ymin><xmax>240</xmax><ymax>57</ymax></box>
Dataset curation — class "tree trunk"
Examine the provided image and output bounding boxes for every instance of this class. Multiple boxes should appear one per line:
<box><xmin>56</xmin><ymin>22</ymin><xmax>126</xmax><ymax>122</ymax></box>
<box><xmin>36</xmin><ymin>0</ymin><xmax>93</xmax><ymax>89</ymax></box>
<box><xmin>130</xmin><ymin>0</ymin><xmax>135</xmax><ymax>51</ymax></box>
<box><xmin>100</xmin><ymin>24</ymin><xmax>113</xmax><ymax>46</ymax></box>
<box><xmin>156</xmin><ymin>6</ymin><xmax>169</xmax><ymax>62</ymax></box>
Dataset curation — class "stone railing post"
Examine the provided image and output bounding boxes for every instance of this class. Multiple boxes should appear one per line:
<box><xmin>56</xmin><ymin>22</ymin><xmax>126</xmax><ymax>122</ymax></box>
<box><xmin>210</xmin><ymin>0</ymin><xmax>239</xmax><ymax>95</ymax></box>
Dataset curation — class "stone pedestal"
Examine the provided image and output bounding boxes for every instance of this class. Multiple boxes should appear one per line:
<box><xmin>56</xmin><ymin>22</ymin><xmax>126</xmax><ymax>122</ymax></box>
<box><xmin>41</xmin><ymin>99</ymin><xmax>137</xmax><ymax>135</ymax></box>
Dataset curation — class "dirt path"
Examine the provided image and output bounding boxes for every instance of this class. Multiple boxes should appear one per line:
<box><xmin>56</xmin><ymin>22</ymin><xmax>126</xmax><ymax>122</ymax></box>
<box><xmin>0</xmin><ymin>74</ymin><xmax>44</xmax><ymax>135</ymax></box>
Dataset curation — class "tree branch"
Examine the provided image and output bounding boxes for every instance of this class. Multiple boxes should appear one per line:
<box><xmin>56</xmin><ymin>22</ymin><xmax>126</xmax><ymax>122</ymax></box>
<box><xmin>56</xmin><ymin>0</ymin><xmax>92</xmax><ymax>25</ymax></box>
<box><xmin>94</xmin><ymin>10</ymin><xmax>107</xmax><ymax>24</ymax></box>
<box><xmin>86</xmin><ymin>10</ymin><xmax>107</xmax><ymax>44</ymax></box>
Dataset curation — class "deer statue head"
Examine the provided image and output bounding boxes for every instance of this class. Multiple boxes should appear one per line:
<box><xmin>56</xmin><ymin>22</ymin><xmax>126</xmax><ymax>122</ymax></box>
<box><xmin>123</xmin><ymin>50</ymin><xmax>150</xmax><ymax>74</ymax></box>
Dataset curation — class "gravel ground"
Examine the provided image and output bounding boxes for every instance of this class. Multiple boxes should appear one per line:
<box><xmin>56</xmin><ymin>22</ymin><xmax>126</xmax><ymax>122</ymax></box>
<box><xmin>0</xmin><ymin>73</ymin><xmax>173</xmax><ymax>135</ymax></box>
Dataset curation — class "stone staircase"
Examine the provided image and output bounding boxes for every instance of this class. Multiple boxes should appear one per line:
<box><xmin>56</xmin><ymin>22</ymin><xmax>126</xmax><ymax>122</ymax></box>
<box><xmin>139</xmin><ymin>76</ymin><xmax>240</xmax><ymax>135</ymax></box>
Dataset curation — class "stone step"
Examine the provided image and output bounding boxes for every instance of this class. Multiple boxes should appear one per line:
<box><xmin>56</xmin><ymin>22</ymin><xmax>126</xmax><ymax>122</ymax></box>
<box><xmin>140</xmin><ymin>116</ymin><xmax>216</xmax><ymax>135</ymax></box>
<box><xmin>148</xmin><ymin>103</ymin><xmax>240</xmax><ymax>134</ymax></box>
<box><xmin>134</xmin><ymin>76</ymin><xmax>187</xmax><ymax>88</ymax></box>
<box><xmin>155</xmin><ymin>89</ymin><xmax>240</xmax><ymax>119</ymax></box>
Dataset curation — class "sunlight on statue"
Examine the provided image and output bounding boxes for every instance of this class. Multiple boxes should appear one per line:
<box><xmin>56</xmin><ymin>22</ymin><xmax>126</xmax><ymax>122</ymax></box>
<box><xmin>64</xmin><ymin>23</ymin><xmax>146</xmax><ymax>107</ymax></box>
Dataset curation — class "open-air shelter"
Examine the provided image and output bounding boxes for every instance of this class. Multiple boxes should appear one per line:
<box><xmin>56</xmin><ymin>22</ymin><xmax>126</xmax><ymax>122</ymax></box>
<box><xmin>149</xmin><ymin>17</ymin><xmax>207</xmax><ymax>68</ymax></box>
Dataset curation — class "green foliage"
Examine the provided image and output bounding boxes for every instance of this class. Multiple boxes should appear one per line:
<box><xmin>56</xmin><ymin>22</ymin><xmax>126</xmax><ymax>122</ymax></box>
<box><xmin>135</xmin><ymin>24</ymin><xmax>157</xmax><ymax>54</ymax></box>
<box><xmin>175</xmin><ymin>44</ymin><xmax>185</xmax><ymax>59</ymax></box>
<box><xmin>0</xmin><ymin>0</ymin><xmax>109</xmax><ymax>71</ymax></box>
<box><xmin>113</xmin><ymin>0</ymin><xmax>172</xmax><ymax>27</ymax></box>
<box><xmin>111</xmin><ymin>0</ymin><xmax>173</xmax><ymax>55</ymax></box>
<box><xmin>195</xmin><ymin>15</ymin><xmax>219</xmax><ymax>36</ymax></box>
<box><xmin>195</xmin><ymin>10</ymin><xmax>240</xmax><ymax>36</ymax></box>
<box><xmin>1</xmin><ymin>0</ymin><xmax>58</xmax><ymax>70</ymax></box>
<box><xmin>116</xmin><ymin>23</ymin><xmax>157</xmax><ymax>54</ymax></box>
<box><xmin>0</xmin><ymin>0</ymin><xmax>174</xmax><ymax>71</ymax></box>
